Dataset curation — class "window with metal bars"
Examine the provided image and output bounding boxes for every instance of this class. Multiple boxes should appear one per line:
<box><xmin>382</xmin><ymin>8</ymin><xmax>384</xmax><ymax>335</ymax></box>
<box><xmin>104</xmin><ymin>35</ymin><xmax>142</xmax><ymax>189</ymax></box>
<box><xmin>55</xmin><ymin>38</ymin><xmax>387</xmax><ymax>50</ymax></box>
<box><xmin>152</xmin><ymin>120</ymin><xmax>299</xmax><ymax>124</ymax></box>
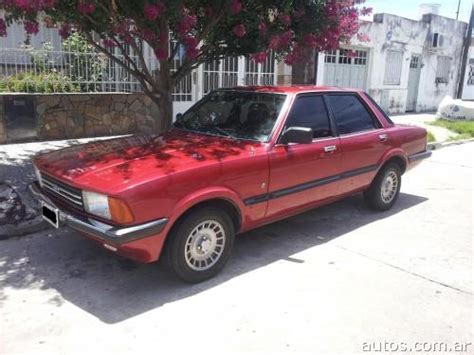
<box><xmin>383</xmin><ymin>50</ymin><xmax>403</xmax><ymax>85</ymax></box>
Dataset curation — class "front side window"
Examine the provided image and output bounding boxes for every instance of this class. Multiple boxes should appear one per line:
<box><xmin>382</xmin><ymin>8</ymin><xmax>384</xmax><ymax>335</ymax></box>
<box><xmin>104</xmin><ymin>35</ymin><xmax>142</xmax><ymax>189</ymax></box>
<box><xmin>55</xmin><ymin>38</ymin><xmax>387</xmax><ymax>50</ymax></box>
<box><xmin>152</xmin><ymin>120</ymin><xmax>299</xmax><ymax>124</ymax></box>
<box><xmin>327</xmin><ymin>94</ymin><xmax>378</xmax><ymax>135</ymax></box>
<box><xmin>174</xmin><ymin>90</ymin><xmax>287</xmax><ymax>142</ymax></box>
<box><xmin>284</xmin><ymin>95</ymin><xmax>332</xmax><ymax>139</ymax></box>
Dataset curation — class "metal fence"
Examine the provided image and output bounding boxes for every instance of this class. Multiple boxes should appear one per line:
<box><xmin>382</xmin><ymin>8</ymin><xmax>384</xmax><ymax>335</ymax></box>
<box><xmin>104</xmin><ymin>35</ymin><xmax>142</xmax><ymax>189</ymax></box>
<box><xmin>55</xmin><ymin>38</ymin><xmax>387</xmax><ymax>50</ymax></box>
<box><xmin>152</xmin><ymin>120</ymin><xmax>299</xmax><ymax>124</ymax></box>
<box><xmin>0</xmin><ymin>22</ymin><xmax>277</xmax><ymax>100</ymax></box>
<box><xmin>0</xmin><ymin>23</ymin><xmax>149</xmax><ymax>93</ymax></box>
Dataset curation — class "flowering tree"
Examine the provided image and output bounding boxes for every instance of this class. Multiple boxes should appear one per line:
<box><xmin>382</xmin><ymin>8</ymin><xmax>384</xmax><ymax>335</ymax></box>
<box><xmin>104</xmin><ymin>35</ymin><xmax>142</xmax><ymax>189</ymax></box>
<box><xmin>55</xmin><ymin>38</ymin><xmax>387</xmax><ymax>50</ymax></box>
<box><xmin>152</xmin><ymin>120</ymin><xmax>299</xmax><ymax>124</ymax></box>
<box><xmin>0</xmin><ymin>0</ymin><xmax>371</xmax><ymax>131</ymax></box>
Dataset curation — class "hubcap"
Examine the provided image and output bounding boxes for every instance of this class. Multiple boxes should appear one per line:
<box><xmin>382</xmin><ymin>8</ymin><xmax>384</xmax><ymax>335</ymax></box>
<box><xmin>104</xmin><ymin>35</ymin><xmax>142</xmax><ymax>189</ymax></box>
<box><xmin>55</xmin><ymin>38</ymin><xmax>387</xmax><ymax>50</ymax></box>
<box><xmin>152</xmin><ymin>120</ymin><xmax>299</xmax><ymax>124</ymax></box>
<box><xmin>184</xmin><ymin>220</ymin><xmax>226</xmax><ymax>271</ymax></box>
<box><xmin>381</xmin><ymin>170</ymin><xmax>399</xmax><ymax>203</ymax></box>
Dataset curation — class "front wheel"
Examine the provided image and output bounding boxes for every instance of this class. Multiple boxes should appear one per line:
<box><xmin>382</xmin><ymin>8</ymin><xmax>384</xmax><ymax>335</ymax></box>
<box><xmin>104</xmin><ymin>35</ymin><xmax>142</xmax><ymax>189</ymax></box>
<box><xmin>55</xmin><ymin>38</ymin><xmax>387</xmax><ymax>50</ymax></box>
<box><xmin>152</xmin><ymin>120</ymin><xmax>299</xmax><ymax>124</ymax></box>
<box><xmin>164</xmin><ymin>207</ymin><xmax>235</xmax><ymax>283</ymax></box>
<box><xmin>364</xmin><ymin>163</ymin><xmax>402</xmax><ymax>211</ymax></box>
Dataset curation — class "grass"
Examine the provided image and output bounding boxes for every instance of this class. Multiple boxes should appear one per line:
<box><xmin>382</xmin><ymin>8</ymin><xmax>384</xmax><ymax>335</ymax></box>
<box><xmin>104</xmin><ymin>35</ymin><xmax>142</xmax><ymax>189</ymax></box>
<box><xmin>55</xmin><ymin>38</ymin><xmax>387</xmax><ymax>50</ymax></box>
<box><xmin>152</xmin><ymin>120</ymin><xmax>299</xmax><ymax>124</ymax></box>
<box><xmin>429</xmin><ymin>119</ymin><xmax>474</xmax><ymax>140</ymax></box>
<box><xmin>427</xmin><ymin>131</ymin><xmax>436</xmax><ymax>143</ymax></box>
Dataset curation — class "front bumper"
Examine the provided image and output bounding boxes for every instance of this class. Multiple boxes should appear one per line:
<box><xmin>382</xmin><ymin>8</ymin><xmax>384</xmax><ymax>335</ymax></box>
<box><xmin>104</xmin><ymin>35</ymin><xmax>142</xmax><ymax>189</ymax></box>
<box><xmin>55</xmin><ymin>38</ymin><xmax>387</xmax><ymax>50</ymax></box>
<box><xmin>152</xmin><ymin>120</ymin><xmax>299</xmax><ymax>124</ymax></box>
<box><xmin>29</xmin><ymin>181</ymin><xmax>168</xmax><ymax>246</ymax></box>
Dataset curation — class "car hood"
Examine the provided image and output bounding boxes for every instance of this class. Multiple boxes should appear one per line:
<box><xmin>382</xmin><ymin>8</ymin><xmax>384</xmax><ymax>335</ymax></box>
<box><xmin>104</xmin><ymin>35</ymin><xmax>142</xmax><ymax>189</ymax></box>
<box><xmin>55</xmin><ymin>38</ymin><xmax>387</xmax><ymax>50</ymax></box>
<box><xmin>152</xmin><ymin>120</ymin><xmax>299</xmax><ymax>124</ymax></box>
<box><xmin>34</xmin><ymin>130</ymin><xmax>264</xmax><ymax>192</ymax></box>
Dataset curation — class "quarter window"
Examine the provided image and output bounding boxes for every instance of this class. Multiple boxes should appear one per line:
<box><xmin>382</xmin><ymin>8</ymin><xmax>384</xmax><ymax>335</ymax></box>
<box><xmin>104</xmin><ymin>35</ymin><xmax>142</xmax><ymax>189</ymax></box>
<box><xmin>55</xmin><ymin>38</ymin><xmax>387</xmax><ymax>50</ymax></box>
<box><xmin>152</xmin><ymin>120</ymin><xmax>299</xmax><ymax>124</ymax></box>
<box><xmin>285</xmin><ymin>95</ymin><xmax>332</xmax><ymax>139</ymax></box>
<box><xmin>327</xmin><ymin>95</ymin><xmax>378</xmax><ymax>134</ymax></box>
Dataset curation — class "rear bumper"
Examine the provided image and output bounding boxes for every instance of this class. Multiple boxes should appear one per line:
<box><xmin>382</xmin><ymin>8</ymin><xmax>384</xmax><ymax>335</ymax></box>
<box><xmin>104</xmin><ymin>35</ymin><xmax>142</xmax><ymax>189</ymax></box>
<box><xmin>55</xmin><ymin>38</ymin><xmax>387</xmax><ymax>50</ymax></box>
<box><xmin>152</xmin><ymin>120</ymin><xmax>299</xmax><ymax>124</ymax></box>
<box><xmin>408</xmin><ymin>150</ymin><xmax>432</xmax><ymax>162</ymax></box>
<box><xmin>29</xmin><ymin>182</ymin><xmax>168</xmax><ymax>261</ymax></box>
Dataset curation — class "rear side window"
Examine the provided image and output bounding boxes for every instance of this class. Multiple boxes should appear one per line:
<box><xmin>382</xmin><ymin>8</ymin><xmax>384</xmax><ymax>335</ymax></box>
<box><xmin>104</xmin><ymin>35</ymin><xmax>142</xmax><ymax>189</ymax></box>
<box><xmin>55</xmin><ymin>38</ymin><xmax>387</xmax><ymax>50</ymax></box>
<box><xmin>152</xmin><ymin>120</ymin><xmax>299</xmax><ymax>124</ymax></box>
<box><xmin>327</xmin><ymin>94</ymin><xmax>379</xmax><ymax>135</ymax></box>
<box><xmin>285</xmin><ymin>95</ymin><xmax>332</xmax><ymax>139</ymax></box>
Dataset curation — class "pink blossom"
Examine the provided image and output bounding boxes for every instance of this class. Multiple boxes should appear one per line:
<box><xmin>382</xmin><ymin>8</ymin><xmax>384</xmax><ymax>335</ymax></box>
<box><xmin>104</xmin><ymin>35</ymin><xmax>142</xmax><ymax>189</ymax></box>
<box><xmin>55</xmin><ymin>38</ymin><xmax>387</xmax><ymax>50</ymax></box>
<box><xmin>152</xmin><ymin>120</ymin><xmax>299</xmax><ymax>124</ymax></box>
<box><xmin>177</xmin><ymin>13</ymin><xmax>197</xmax><ymax>35</ymax></box>
<box><xmin>41</xmin><ymin>0</ymin><xmax>57</xmax><ymax>9</ymax></box>
<box><xmin>0</xmin><ymin>18</ymin><xmax>7</xmax><ymax>37</ymax></box>
<box><xmin>356</xmin><ymin>32</ymin><xmax>370</xmax><ymax>42</ymax></box>
<box><xmin>304</xmin><ymin>34</ymin><xmax>318</xmax><ymax>48</ymax></box>
<box><xmin>24</xmin><ymin>21</ymin><xmax>39</xmax><ymax>34</ymax></box>
<box><xmin>103</xmin><ymin>38</ymin><xmax>115</xmax><ymax>48</ymax></box>
<box><xmin>154</xmin><ymin>47</ymin><xmax>168</xmax><ymax>60</ymax></box>
<box><xmin>14</xmin><ymin>0</ymin><xmax>32</xmax><ymax>11</ymax></box>
<box><xmin>183</xmin><ymin>36</ymin><xmax>199</xmax><ymax>49</ymax></box>
<box><xmin>230</xmin><ymin>0</ymin><xmax>242</xmax><ymax>15</ymax></box>
<box><xmin>268</xmin><ymin>35</ymin><xmax>280</xmax><ymax>49</ymax></box>
<box><xmin>78</xmin><ymin>2</ymin><xmax>96</xmax><ymax>15</ymax></box>
<box><xmin>280</xmin><ymin>13</ymin><xmax>291</xmax><ymax>26</ymax></box>
<box><xmin>58</xmin><ymin>23</ymin><xmax>71</xmax><ymax>39</ymax></box>
<box><xmin>258</xmin><ymin>22</ymin><xmax>268</xmax><ymax>35</ymax></box>
<box><xmin>141</xmin><ymin>28</ymin><xmax>156</xmax><ymax>42</ymax></box>
<box><xmin>186</xmin><ymin>47</ymin><xmax>199</xmax><ymax>59</ymax></box>
<box><xmin>144</xmin><ymin>3</ymin><xmax>165</xmax><ymax>21</ymax></box>
<box><xmin>233</xmin><ymin>24</ymin><xmax>246</xmax><ymax>38</ymax></box>
<box><xmin>251</xmin><ymin>51</ymin><xmax>268</xmax><ymax>64</ymax></box>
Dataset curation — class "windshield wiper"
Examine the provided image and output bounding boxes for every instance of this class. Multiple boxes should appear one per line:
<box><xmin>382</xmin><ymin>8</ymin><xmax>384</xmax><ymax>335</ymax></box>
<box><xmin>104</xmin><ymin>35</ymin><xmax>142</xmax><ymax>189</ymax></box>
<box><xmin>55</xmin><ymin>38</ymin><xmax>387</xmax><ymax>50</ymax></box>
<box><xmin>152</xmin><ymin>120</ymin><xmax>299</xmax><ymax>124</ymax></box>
<box><xmin>205</xmin><ymin>126</ymin><xmax>238</xmax><ymax>140</ymax></box>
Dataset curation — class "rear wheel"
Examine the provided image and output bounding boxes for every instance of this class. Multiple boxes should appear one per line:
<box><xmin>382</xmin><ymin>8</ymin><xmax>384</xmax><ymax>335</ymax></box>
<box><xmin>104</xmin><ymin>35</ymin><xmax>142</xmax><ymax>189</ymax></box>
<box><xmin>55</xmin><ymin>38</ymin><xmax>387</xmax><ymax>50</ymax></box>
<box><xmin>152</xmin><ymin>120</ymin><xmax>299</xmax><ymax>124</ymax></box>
<box><xmin>164</xmin><ymin>207</ymin><xmax>235</xmax><ymax>283</ymax></box>
<box><xmin>364</xmin><ymin>163</ymin><xmax>401</xmax><ymax>211</ymax></box>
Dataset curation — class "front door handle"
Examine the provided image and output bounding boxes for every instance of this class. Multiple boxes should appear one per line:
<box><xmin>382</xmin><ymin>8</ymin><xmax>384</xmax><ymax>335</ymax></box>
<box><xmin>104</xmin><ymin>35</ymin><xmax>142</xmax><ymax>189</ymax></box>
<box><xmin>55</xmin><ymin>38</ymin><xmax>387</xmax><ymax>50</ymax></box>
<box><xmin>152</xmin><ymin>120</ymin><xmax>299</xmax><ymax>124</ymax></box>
<box><xmin>324</xmin><ymin>145</ymin><xmax>337</xmax><ymax>153</ymax></box>
<box><xmin>379</xmin><ymin>134</ymin><xmax>388</xmax><ymax>142</ymax></box>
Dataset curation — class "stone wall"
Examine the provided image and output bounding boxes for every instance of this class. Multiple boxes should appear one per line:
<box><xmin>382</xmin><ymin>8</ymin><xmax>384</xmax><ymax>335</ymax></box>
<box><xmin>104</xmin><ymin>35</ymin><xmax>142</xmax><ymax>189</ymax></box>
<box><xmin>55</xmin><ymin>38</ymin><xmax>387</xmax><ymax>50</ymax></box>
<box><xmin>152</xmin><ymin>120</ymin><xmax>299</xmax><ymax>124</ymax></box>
<box><xmin>0</xmin><ymin>93</ymin><xmax>161</xmax><ymax>144</ymax></box>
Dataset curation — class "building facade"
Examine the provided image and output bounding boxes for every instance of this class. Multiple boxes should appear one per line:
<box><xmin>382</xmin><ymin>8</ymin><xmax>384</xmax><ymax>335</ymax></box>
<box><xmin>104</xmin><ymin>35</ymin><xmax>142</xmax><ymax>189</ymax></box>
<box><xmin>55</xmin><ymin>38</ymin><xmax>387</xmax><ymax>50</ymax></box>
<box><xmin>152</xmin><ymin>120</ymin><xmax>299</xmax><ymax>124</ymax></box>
<box><xmin>314</xmin><ymin>12</ymin><xmax>468</xmax><ymax>114</ymax></box>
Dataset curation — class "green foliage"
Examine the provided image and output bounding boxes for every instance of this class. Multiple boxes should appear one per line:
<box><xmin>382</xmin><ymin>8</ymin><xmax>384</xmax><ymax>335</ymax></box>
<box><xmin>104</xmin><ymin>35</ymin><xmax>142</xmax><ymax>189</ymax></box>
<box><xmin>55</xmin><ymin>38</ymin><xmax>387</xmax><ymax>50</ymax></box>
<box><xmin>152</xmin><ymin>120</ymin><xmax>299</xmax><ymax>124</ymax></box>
<box><xmin>0</xmin><ymin>71</ymin><xmax>78</xmax><ymax>93</ymax></box>
<box><xmin>430</xmin><ymin>119</ymin><xmax>474</xmax><ymax>139</ymax></box>
<box><xmin>62</xmin><ymin>32</ymin><xmax>106</xmax><ymax>91</ymax></box>
<box><xmin>427</xmin><ymin>131</ymin><xmax>436</xmax><ymax>143</ymax></box>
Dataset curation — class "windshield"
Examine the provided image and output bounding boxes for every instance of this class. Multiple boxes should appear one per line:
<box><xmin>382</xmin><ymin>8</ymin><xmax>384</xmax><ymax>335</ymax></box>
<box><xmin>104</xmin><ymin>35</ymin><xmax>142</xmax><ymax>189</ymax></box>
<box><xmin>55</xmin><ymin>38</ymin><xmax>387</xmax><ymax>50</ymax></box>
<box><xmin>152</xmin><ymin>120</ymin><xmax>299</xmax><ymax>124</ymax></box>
<box><xmin>174</xmin><ymin>90</ymin><xmax>287</xmax><ymax>142</ymax></box>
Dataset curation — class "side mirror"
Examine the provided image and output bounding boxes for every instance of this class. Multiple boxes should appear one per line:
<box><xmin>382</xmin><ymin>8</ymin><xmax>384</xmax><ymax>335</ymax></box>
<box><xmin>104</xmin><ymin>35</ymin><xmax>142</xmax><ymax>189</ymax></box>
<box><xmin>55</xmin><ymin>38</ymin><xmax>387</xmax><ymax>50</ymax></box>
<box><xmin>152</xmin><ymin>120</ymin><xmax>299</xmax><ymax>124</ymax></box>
<box><xmin>280</xmin><ymin>127</ymin><xmax>313</xmax><ymax>144</ymax></box>
<box><xmin>176</xmin><ymin>113</ymin><xmax>183</xmax><ymax>121</ymax></box>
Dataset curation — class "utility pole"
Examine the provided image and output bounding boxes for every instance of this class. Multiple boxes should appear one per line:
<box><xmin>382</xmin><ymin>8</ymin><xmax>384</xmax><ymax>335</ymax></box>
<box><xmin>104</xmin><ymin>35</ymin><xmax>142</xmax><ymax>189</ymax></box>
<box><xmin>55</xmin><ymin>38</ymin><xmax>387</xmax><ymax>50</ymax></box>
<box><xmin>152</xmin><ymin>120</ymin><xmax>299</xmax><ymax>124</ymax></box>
<box><xmin>456</xmin><ymin>0</ymin><xmax>461</xmax><ymax>20</ymax></box>
<box><xmin>457</xmin><ymin>4</ymin><xmax>473</xmax><ymax>99</ymax></box>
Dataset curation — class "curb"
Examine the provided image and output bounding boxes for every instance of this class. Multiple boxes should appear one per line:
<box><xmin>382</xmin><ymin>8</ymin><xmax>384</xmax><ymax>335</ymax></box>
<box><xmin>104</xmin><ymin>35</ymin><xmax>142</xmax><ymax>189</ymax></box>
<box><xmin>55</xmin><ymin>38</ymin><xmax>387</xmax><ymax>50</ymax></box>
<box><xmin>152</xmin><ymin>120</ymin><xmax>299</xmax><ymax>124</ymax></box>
<box><xmin>428</xmin><ymin>138</ymin><xmax>474</xmax><ymax>151</ymax></box>
<box><xmin>0</xmin><ymin>218</ymin><xmax>51</xmax><ymax>240</ymax></box>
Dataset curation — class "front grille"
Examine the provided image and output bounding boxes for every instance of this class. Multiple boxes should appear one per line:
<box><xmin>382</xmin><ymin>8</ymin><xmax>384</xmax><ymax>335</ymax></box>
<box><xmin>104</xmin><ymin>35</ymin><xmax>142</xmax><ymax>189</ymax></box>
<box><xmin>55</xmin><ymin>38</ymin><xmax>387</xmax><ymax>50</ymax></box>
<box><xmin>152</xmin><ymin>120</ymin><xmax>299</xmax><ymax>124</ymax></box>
<box><xmin>41</xmin><ymin>173</ymin><xmax>83</xmax><ymax>208</ymax></box>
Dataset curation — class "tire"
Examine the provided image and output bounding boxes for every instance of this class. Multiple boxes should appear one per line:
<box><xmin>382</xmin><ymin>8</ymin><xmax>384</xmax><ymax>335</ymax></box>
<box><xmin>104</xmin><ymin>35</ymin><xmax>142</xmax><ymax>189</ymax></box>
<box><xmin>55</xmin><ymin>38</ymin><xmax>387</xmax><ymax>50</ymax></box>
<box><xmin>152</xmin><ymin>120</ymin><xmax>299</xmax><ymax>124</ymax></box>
<box><xmin>364</xmin><ymin>163</ymin><xmax>402</xmax><ymax>211</ymax></box>
<box><xmin>163</xmin><ymin>207</ymin><xmax>235</xmax><ymax>283</ymax></box>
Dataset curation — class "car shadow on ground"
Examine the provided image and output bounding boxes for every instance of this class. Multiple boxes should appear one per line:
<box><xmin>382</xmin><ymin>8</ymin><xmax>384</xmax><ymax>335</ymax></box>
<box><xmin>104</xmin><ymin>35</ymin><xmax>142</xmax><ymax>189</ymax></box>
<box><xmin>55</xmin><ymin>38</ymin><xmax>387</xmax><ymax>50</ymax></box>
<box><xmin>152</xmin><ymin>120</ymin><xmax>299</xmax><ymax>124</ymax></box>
<box><xmin>0</xmin><ymin>192</ymin><xmax>427</xmax><ymax>324</ymax></box>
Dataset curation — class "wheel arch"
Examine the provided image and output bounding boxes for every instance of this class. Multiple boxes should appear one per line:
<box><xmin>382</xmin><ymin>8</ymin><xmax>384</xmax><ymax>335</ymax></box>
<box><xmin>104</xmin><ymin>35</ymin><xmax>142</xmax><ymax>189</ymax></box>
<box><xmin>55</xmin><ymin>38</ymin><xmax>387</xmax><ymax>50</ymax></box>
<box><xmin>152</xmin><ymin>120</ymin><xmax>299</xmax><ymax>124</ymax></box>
<box><xmin>378</xmin><ymin>149</ymin><xmax>408</xmax><ymax>175</ymax></box>
<box><xmin>157</xmin><ymin>187</ymin><xmax>244</xmax><ymax>259</ymax></box>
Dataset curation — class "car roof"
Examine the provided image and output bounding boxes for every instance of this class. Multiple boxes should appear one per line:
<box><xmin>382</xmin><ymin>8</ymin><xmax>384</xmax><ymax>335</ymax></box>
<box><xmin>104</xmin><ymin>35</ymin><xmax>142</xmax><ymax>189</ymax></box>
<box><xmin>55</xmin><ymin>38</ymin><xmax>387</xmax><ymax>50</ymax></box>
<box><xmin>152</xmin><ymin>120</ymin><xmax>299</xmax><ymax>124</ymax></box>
<box><xmin>221</xmin><ymin>85</ymin><xmax>363</xmax><ymax>94</ymax></box>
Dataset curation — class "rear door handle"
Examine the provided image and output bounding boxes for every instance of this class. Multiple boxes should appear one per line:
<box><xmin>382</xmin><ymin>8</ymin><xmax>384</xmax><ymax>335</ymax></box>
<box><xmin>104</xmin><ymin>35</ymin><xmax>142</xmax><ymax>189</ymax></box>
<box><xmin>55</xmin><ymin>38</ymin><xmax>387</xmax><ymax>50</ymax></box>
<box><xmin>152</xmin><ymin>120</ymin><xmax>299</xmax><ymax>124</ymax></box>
<box><xmin>324</xmin><ymin>145</ymin><xmax>337</xmax><ymax>153</ymax></box>
<box><xmin>379</xmin><ymin>134</ymin><xmax>388</xmax><ymax>142</ymax></box>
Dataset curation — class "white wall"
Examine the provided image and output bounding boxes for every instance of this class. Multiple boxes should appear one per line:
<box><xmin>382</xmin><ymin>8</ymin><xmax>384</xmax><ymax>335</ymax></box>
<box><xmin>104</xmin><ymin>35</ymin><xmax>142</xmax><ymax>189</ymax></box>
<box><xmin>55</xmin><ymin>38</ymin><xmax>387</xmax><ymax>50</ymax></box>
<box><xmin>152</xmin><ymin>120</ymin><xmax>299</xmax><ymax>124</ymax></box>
<box><xmin>461</xmin><ymin>46</ymin><xmax>474</xmax><ymax>101</ymax></box>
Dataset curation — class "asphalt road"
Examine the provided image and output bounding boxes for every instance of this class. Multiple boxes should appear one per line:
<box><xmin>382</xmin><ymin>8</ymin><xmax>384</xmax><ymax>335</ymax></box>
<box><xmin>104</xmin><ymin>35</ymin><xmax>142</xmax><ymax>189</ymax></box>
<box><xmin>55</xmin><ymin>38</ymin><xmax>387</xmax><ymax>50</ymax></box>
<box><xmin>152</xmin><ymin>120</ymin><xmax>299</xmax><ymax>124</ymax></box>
<box><xmin>1</xmin><ymin>143</ymin><xmax>473</xmax><ymax>354</ymax></box>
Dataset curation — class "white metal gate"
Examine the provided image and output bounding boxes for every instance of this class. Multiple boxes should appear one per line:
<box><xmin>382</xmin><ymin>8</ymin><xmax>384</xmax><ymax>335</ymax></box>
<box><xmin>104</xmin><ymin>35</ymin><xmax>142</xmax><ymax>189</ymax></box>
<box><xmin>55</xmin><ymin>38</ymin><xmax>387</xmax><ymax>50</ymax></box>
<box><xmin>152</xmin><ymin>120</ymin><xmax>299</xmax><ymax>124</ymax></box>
<box><xmin>406</xmin><ymin>54</ymin><xmax>421</xmax><ymax>112</ymax></box>
<box><xmin>323</xmin><ymin>49</ymin><xmax>369</xmax><ymax>89</ymax></box>
<box><xmin>173</xmin><ymin>54</ymin><xmax>277</xmax><ymax>116</ymax></box>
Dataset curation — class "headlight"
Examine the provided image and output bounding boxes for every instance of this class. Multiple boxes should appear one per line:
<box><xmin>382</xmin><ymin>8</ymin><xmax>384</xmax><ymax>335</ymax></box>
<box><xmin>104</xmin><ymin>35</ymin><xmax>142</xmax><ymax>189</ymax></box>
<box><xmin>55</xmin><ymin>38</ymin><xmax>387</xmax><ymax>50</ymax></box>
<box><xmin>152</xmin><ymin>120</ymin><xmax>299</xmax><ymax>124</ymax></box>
<box><xmin>83</xmin><ymin>191</ymin><xmax>110</xmax><ymax>219</ymax></box>
<box><xmin>33</xmin><ymin>165</ymin><xmax>43</xmax><ymax>187</ymax></box>
<box><xmin>82</xmin><ymin>191</ymin><xmax>134</xmax><ymax>224</ymax></box>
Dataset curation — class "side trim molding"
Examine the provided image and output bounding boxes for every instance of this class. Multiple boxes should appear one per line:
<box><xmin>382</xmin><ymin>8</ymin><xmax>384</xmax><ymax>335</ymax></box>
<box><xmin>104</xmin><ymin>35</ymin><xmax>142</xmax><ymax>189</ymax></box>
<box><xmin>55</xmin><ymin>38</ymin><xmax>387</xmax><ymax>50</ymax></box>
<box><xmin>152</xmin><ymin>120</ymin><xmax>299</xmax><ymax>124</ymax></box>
<box><xmin>244</xmin><ymin>164</ymin><xmax>378</xmax><ymax>206</ymax></box>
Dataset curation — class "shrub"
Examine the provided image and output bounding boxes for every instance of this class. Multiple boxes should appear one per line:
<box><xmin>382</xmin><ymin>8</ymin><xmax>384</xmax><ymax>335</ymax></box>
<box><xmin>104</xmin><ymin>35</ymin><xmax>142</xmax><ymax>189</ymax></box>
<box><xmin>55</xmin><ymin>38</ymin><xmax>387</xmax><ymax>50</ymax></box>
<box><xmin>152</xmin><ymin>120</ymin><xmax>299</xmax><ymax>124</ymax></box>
<box><xmin>0</xmin><ymin>71</ymin><xmax>79</xmax><ymax>93</ymax></box>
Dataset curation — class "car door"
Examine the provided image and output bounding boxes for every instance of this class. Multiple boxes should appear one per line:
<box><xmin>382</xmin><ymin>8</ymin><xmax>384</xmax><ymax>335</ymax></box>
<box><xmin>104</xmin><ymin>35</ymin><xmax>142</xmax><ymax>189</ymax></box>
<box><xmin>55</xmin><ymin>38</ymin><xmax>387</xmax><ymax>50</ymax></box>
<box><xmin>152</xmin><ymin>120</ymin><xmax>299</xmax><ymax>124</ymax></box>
<box><xmin>266</xmin><ymin>94</ymin><xmax>342</xmax><ymax>218</ymax></box>
<box><xmin>325</xmin><ymin>93</ymin><xmax>389</xmax><ymax>194</ymax></box>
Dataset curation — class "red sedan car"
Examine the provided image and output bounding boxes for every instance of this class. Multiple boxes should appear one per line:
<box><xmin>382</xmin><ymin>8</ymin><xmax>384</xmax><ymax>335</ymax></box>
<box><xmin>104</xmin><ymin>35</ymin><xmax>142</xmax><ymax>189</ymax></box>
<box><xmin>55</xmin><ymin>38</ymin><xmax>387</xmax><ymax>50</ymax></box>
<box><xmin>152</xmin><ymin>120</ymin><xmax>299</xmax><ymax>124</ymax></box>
<box><xmin>31</xmin><ymin>86</ymin><xmax>431</xmax><ymax>282</ymax></box>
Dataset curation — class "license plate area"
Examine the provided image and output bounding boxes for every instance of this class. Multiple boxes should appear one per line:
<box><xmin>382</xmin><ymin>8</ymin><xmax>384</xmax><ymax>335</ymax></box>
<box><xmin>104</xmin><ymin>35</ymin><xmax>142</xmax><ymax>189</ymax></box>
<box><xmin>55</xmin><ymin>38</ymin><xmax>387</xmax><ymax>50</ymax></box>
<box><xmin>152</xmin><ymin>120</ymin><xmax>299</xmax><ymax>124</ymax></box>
<box><xmin>42</xmin><ymin>202</ymin><xmax>59</xmax><ymax>228</ymax></box>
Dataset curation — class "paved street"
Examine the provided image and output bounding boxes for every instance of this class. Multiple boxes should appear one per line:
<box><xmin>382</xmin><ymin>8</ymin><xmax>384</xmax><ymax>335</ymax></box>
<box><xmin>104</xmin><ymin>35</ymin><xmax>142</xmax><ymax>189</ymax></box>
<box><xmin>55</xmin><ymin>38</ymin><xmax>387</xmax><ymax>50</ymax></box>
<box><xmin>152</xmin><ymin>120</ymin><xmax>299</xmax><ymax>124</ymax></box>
<box><xmin>0</xmin><ymin>143</ymin><xmax>473</xmax><ymax>354</ymax></box>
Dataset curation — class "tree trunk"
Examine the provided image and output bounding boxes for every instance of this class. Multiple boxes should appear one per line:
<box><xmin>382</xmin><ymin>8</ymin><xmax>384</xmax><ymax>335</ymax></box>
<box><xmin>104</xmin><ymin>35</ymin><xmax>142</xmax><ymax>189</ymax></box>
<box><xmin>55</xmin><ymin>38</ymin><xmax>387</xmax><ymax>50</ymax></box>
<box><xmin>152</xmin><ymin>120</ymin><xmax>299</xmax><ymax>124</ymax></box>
<box><xmin>292</xmin><ymin>48</ymin><xmax>317</xmax><ymax>85</ymax></box>
<box><xmin>148</xmin><ymin>62</ymin><xmax>174</xmax><ymax>133</ymax></box>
